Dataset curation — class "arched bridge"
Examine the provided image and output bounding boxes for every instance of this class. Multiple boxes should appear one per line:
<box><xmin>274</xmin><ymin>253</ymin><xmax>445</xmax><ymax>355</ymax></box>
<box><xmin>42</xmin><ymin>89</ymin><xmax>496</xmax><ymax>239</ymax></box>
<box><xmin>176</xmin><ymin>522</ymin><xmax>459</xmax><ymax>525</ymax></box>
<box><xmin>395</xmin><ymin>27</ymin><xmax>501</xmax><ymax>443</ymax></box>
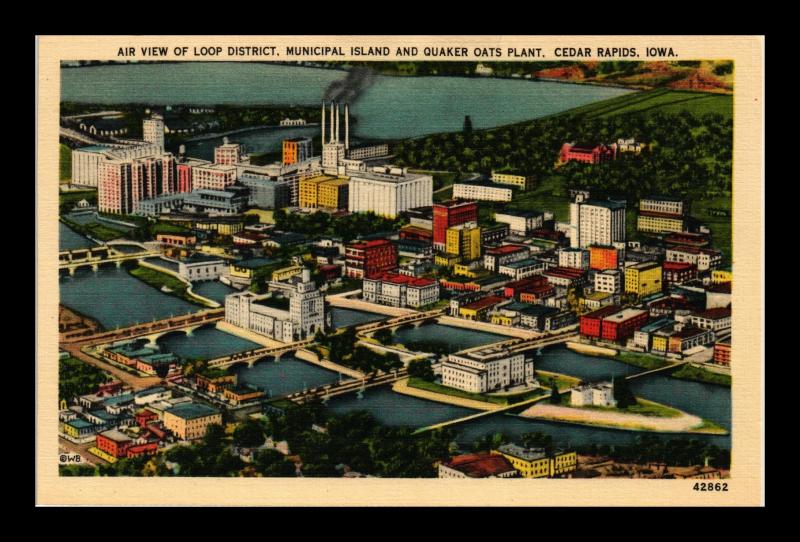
<box><xmin>206</xmin><ymin>338</ymin><xmax>316</xmax><ymax>369</ymax></box>
<box><xmin>355</xmin><ymin>308</ymin><xmax>446</xmax><ymax>335</ymax></box>
<box><xmin>61</xmin><ymin>309</ymin><xmax>225</xmax><ymax>346</ymax></box>
<box><xmin>59</xmin><ymin>245</ymin><xmax>161</xmax><ymax>274</ymax></box>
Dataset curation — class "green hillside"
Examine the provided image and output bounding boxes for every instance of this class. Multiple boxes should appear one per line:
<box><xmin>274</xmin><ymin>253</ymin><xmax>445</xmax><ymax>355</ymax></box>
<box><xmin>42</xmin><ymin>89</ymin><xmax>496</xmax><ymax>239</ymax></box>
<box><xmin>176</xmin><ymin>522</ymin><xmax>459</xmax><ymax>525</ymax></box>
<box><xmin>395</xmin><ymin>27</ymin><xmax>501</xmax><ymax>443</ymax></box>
<box><xmin>557</xmin><ymin>88</ymin><xmax>732</xmax><ymax>120</ymax></box>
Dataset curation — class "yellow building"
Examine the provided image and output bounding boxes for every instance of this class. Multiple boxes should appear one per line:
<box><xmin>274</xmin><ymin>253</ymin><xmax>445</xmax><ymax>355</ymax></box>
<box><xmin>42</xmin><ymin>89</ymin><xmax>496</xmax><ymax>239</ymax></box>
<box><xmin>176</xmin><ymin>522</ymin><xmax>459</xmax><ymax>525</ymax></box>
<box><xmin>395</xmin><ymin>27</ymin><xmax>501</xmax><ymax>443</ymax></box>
<box><xmin>244</xmin><ymin>209</ymin><xmax>275</xmax><ymax>224</ymax></box>
<box><xmin>435</xmin><ymin>253</ymin><xmax>461</xmax><ymax>267</ymax></box>
<box><xmin>491</xmin><ymin>171</ymin><xmax>534</xmax><ymax>190</ymax></box>
<box><xmin>445</xmin><ymin>223</ymin><xmax>481</xmax><ymax>261</ymax></box>
<box><xmin>193</xmin><ymin>221</ymin><xmax>244</xmax><ymax>236</ymax></box>
<box><xmin>493</xmin><ymin>445</ymin><xmax>577</xmax><ymax>478</ymax></box>
<box><xmin>651</xmin><ymin>334</ymin><xmax>669</xmax><ymax>353</ymax></box>
<box><xmin>163</xmin><ymin>403</ymin><xmax>222</xmax><ymax>441</ymax></box>
<box><xmin>637</xmin><ymin>213</ymin><xmax>684</xmax><ymax>233</ymax></box>
<box><xmin>712</xmin><ymin>268</ymin><xmax>732</xmax><ymax>284</ymax></box>
<box><xmin>271</xmin><ymin>265</ymin><xmax>303</xmax><ymax>282</ymax></box>
<box><xmin>299</xmin><ymin>175</ymin><xmax>349</xmax><ymax>209</ymax></box>
<box><xmin>625</xmin><ymin>261</ymin><xmax>663</xmax><ymax>296</ymax></box>
<box><xmin>490</xmin><ymin>313</ymin><xmax>517</xmax><ymax>327</ymax></box>
<box><xmin>229</xmin><ymin>258</ymin><xmax>275</xmax><ymax>282</ymax></box>
<box><xmin>453</xmin><ymin>263</ymin><xmax>479</xmax><ymax>278</ymax></box>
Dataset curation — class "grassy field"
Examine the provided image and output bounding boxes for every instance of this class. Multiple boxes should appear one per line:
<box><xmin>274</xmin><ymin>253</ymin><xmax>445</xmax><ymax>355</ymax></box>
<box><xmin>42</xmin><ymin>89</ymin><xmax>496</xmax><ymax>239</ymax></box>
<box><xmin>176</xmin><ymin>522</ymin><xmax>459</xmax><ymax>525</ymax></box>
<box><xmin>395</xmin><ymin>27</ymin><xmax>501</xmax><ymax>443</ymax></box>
<box><xmin>559</xmin><ymin>89</ymin><xmax>733</xmax><ymax>120</ymax></box>
<box><xmin>690</xmin><ymin>194</ymin><xmax>733</xmax><ymax>266</ymax></box>
<box><xmin>615</xmin><ymin>351</ymin><xmax>672</xmax><ymax>371</ymax></box>
<box><xmin>60</xmin><ymin>216</ymin><xmax>125</xmax><ymax>242</ymax></box>
<box><xmin>407</xmin><ymin>377</ymin><xmax>549</xmax><ymax>405</ymax></box>
<box><xmin>60</xmin><ymin>144</ymin><xmax>72</xmax><ymax>183</ymax></box>
<box><xmin>671</xmin><ymin>365</ymin><xmax>731</xmax><ymax>387</ymax></box>
<box><xmin>128</xmin><ymin>265</ymin><xmax>208</xmax><ymax>307</ymax></box>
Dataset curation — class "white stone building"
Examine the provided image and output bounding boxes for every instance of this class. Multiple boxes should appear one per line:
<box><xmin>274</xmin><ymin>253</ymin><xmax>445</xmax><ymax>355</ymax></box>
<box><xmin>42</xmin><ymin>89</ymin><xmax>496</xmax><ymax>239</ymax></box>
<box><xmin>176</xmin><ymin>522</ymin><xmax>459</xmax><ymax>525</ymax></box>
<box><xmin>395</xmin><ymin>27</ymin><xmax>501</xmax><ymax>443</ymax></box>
<box><xmin>178</xmin><ymin>255</ymin><xmax>225</xmax><ymax>282</ymax></box>
<box><xmin>224</xmin><ymin>268</ymin><xmax>328</xmax><ymax>342</ymax></box>
<box><xmin>143</xmin><ymin>114</ymin><xmax>165</xmax><ymax>152</ymax></box>
<box><xmin>452</xmin><ymin>181</ymin><xmax>513</xmax><ymax>202</ymax></box>
<box><xmin>569</xmin><ymin>196</ymin><xmax>626</xmax><ymax>249</ymax></box>
<box><xmin>595</xmin><ymin>269</ymin><xmax>622</xmax><ymax>294</ymax></box>
<box><xmin>441</xmin><ymin>347</ymin><xmax>534</xmax><ymax>393</ymax></box>
<box><xmin>570</xmin><ymin>382</ymin><xmax>616</xmax><ymax>407</ymax></box>
<box><xmin>558</xmin><ymin>248</ymin><xmax>589</xmax><ymax>270</ymax></box>
<box><xmin>362</xmin><ymin>272</ymin><xmax>440</xmax><ymax>308</ymax></box>
<box><xmin>348</xmin><ymin>168</ymin><xmax>433</xmax><ymax>218</ymax></box>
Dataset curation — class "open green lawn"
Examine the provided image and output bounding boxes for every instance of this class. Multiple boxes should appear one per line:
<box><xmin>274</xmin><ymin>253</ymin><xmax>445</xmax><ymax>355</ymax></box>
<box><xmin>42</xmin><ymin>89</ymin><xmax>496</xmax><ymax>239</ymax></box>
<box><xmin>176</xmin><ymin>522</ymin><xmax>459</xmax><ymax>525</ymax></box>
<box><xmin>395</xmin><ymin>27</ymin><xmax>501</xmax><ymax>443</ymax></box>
<box><xmin>615</xmin><ymin>351</ymin><xmax>672</xmax><ymax>371</ymax></box>
<box><xmin>689</xmin><ymin>194</ymin><xmax>733</xmax><ymax>266</ymax></box>
<box><xmin>671</xmin><ymin>365</ymin><xmax>731</xmax><ymax>387</ymax></box>
<box><xmin>407</xmin><ymin>377</ymin><xmax>548</xmax><ymax>405</ymax></box>
<box><xmin>560</xmin><ymin>89</ymin><xmax>733</xmax><ymax>120</ymax></box>
<box><xmin>60</xmin><ymin>144</ymin><xmax>72</xmax><ymax>182</ymax></box>
<box><xmin>572</xmin><ymin>397</ymin><xmax>682</xmax><ymax>418</ymax></box>
<box><xmin>128</xmin><ymin>265</ymin><xmax>209</xmax><ymax>307</ymax></box>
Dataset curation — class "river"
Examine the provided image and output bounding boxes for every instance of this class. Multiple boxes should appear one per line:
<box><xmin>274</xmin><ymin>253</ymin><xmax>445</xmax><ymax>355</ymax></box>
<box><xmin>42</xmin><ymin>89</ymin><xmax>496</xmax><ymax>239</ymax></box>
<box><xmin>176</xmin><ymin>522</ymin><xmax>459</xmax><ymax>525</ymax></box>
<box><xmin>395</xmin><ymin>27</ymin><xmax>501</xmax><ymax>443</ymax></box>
<box><xmin>61</xmin><ymin>62</ymin><xmax>633</xmax><ymax>143</ymax></box>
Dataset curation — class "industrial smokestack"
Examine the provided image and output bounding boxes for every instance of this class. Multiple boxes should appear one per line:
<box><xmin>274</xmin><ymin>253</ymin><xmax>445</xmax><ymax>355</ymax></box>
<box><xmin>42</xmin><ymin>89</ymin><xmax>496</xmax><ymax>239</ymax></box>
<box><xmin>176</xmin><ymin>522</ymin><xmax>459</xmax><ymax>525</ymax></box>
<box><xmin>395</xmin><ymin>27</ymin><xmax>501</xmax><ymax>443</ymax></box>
<box><xmin>329</xmin><ymin>102</ymin><xmax>334</xmax><ymax>144</ymax></box>
<box><xmin>178</xmin><ymin>144</ymin><xmax>186</xmax><ymax>158</ymax></box>
<box><xmin>335</xmin><ymin>102</ymin><xmax>340</xmax><ymax>144</ymax></box>
<box><xmin>321</xmin><ymin>101</ymin><xmax>326</xmax><ymax>144</ymax></box>
<box><xmin>345</xmin><ymin>103</ymin><xmax>349</xmax><ymax>151</ymax></box>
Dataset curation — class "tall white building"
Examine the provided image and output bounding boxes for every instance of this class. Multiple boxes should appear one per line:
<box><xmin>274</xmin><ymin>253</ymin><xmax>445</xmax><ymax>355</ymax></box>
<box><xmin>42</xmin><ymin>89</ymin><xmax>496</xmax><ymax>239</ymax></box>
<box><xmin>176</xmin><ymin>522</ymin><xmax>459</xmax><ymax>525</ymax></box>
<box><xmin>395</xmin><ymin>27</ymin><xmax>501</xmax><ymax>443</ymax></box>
<box><xmin>441</xmin><ymin>346</ymin><xmax>534</xmax><ymax>393</ymax></box>
<box><xmin>71</xmin><ymin>143</ymin><xmax>164</xmax><ymax>187</ymax></box>
<box><xmin>348</xmin><ymin>167</ymin><xmax>433</xmax><ymax>218</ymax></box>
<box><xmin>143</xmin><ymin>113</ymin><xmax>165</xmax><ymax>152</ymax></box>
<box><xmin>569</xmin><ymin>195</ymin><xmax>626</xmax><ymax>249</ymax></box>
<box><xmin>224</xmin><ymin>268</ymin><xmax>328</xmax><ymax>343</ymax></box>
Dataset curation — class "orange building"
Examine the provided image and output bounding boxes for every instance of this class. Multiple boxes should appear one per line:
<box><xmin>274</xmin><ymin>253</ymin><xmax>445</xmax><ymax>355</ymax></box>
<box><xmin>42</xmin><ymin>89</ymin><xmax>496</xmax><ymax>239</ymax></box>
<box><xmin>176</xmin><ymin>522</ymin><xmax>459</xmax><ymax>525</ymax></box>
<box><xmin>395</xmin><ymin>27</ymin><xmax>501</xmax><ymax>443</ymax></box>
<box><xmin>589</xmin><ymin>245</ymin><xmax>619</xmax><ymax>271</ymax></box>
<box><xmin>282</xmin><ymin>137</ymin><xmax>313</xmax><ymax>165</ymax></box>
<box><xmin>713</xmin><ymin>339</ymin><xmax>731</xmax><ymax>366</ymax></box>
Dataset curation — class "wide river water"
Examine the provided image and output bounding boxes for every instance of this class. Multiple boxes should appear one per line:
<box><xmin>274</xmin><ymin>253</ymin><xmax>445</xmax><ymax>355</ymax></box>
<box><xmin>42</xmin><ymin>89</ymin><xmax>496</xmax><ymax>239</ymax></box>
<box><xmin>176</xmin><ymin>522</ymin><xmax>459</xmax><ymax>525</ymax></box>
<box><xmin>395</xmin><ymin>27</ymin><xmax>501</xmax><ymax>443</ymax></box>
<box><xmin>59</xmin><ymin>225</ymin><xmax>730</xmax><ymax>450</ymax></box>
<box><xmin>61</xmin><ymin>62</ymin><xmax>633</xmax><ymax>143</ymax></box>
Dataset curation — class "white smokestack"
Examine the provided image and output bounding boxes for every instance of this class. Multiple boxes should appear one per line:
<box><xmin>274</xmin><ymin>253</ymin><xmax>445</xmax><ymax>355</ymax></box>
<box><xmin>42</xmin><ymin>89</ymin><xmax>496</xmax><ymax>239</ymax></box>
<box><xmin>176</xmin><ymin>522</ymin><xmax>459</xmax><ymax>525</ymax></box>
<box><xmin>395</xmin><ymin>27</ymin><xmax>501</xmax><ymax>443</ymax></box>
<box><xmin>335</xmin><ymin>103</ymin><xmax>340</xmax><ymax>144</ymax></box>
<box><xmin>329</xmin><ymin>102</ymin><xmax>334</xmax><ymax>143</ymax></box>
<box><xmin>321</xmin><ymin>101</ymin><xmax>326</xmax><ymax>144</ymax></box>
<box><xmin>345</xmin><ymin>103</ymin><xmax>350</xmax><ymax>151</ymax></box>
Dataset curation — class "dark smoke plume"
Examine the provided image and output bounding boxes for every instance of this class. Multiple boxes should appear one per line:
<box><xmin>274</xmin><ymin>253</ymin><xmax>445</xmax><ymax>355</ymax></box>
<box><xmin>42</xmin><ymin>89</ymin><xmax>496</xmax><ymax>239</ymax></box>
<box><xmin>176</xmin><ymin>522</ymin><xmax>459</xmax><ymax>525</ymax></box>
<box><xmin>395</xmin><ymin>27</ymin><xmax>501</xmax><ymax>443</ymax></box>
<box><xmin>323</xmin><ymin>67</ymin><xmax>376</xmax><ymax>104</ymax></box>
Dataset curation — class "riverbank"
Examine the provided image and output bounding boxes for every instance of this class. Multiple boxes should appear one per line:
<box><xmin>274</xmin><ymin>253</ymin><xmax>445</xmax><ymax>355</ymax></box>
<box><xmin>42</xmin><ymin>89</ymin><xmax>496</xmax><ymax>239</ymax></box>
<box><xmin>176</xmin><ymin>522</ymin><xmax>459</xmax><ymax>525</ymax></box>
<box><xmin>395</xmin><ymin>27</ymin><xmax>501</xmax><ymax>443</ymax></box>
<box><xmin>671</xmin><ymin>364</ymin><xmax>731</xmax><ymax>387</ymax></box>
<box><xmin>127</xmin><ymin>263</ymin><xmax>217</xmax><ymax>308</ymax></box>
<box><xmin>392</xmin><ymin>377</ymin><xmax>498</xmax><ymax>411</ymax></box>
<box><xmin>566</xmin><ymin>341</ymin><xmax>617</xmax><ymax>357</ymax></box>
<box><xmin>437</xmin><ymin>315</ymin><xmax>542</xmax><ymax>339</ymax></box>
<box><xmin>183</xmin><ymin>122</ymin><xmax>319</xmax><ymax>143</ymax></box>
<box><xmin>519</xmin><ymin>401</ymin><xmax>728</xmax><ymax>435</ymax></box>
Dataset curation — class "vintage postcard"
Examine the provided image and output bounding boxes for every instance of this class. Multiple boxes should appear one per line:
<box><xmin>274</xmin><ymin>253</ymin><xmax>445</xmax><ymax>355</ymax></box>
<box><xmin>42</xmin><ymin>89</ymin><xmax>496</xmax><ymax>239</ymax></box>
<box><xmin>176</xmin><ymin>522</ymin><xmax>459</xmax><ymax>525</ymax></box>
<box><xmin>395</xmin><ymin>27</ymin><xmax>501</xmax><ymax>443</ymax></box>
<box><xmin>36</xmin><ymin>35</ymin><xmax>765</xmax><ymax>506</ymax></box>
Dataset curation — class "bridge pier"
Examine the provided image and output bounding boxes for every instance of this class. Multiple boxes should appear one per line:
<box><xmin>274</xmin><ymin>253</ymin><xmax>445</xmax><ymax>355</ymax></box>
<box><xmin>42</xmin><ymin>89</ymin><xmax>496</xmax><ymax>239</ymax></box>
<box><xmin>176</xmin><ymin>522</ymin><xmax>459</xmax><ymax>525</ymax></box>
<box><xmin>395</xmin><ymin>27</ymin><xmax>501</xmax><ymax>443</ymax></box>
<box><xmin>91</xmin><ymin>263</ymin><xmax>99</xmax><ymax>273</ymax></box>
<box><xmin>68</xmin><ymin>266</ymin><xmax>76</xmax><ymax>276</ymax></box>
<box><xmin>116</xmin><ymin>260</ymin><xmax>122</xmax><ymax>269</ymax></box>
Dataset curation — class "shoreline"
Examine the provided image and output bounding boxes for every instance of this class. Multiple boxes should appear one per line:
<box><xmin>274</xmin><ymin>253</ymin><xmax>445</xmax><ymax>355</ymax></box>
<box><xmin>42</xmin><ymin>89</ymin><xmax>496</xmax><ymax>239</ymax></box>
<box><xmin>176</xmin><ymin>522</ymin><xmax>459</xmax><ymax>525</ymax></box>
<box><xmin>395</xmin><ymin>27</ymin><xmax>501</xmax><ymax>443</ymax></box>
<box><xmin>182</xmin><ymin>122</ymin><xmax>319</xmax><ymax>143</ymax></box>
<box><xmin>518</xmin><ymin>402</ymin><xmax>727</xmax><ymax>435</ymax></box>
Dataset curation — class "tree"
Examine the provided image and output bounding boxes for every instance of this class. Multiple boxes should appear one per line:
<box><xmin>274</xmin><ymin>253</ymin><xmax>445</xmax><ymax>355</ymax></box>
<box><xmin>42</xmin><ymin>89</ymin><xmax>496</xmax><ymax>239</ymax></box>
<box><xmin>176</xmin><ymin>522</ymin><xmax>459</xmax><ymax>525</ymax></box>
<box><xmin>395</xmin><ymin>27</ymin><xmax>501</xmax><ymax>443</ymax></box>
<box><xmin>253</xmin><ymin>449</ymin><xmax>296</xmax><ymax>477</ymax></box>
<box><xmin>407</xmin><ymin>358</ymin><xmax>435</xmax><ymax>381</ymax></box>
<box><xmin>233</xmin><ymin>418</ymin><xmax>266</xmax><ymax>449</ymax></box>
<box><xmin>372</xmin><ymin>327</ymin><xmax>394</xmax><ymax>345</ymax></box>
<box><xmin>613</xmin><ymin>376</ymin><xmax>637</xmax><ymax>409</ymax></box>
<box><xmin>549</xmin><ymin>384</ymin><xmax>562</xmax><ymax>405</ymax></box>
<box><xmin>201</xmin><ymin>424</ymin><xmax>226</xmax><ymax>456</ymax></box>
<box><xmin>463</xmin><ymin>115</ymin><xmax>473</xmax><ymax>135</ymax></box>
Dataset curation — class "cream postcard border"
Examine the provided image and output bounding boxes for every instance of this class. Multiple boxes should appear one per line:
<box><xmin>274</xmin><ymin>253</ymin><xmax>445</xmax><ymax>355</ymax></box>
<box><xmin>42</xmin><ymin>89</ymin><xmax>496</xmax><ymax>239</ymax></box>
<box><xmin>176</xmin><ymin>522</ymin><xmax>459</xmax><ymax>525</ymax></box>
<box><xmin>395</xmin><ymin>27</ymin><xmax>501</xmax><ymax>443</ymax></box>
<box><xmin>36</xmin><ymin>35</ymin><xmax>765</xmax><ymax>506</ymax></box>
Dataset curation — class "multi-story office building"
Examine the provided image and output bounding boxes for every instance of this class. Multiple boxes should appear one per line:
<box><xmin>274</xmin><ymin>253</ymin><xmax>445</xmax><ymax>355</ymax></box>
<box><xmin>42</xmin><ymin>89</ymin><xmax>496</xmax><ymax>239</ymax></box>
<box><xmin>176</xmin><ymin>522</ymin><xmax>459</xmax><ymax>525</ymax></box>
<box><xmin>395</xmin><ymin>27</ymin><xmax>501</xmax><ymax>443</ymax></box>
<box><xmin>163</xmin><ymin>403</ymin><xmax>222</xmax><ymax>441</ymax></box>
<box><xmin>238</xmin><ymin>173</ymin><xmax>291</xmax><ymax>209</ymax></box>
<box><xmin>665</xmin><ymin>247</ymin><xmax>723</xmax><ymax>272</ymax></box>
<box><xmin>483</xmin><ymin>245</ymin><xmax>528</xmax><ymax>273</ymax></box>
<box><xmin>493</xmin><ymin>444</ymin><xmax>577</xmax><ymax>478</ymax></box>
<box><xmin>214</xmin><ymin>137</ymin><xmax>244</xmax><ymax>165</ymax></box>
<box><xmin>498</xmin><ymin>258</ymin><xmax>547</xmax><ymax>280</ymax></box>
<box><xmin>481</xmin><ymin>223</ymin><xmax>509</xmax><ymax>246</ymax></box>
<box><xmin>595</xmin><ymin>269</ymin><xmax>622</xmax><ymax>294</ymax></box>
<box><xmin>452</xmin><ymin>180</ymin><xmax>514</xmax><ymax>202</ymax></box>
<box><xmin>662</xmin><ymin>261</ymin><xmax>697</xmax><ymax>285</ymax></box>
<box><xmin>362</xmin><ymin>272</ymin><xmax>440</xmax><ymax>308</ymax></box>
<box><xmin>348</xmin><ymin>167</ymin><xmax>433</xmax><ymax>218</ymax></box>
<box><xmin>181</xmin><ymin>188</ymin><xmax>249</xmax><ymax>216</ymax></box>
<box><xmin>441</xmin><ymin>346</ymin><xmax>534</xmax><ymax>393</ymax></box>
<box><xmin>142</xmin><ymin>113</ymin><xmax>165</xmax><ymax>151</ymax></box>
<box><xmin>558</xmin><ymin>248</ymin><xmax>589</xmax><ymax>270</ymax></box>
<box><xmin>176</xmin><ymin>156</ymin><xmax>212</xmax><ymax>193</ymax></box>
<box><xmin>637</xmin><ymin>213</ymin><xmax>685</xmax><ymax>234</ymax></box>
<box><xmin>493</xmin><ymin>210</ymin><xmax>546</xmax><ymax>236</ymax></box>
<box><xmin>282</xmin><ymin>137</ymin><xmax>313</xmax><ymax>165</ymax></box>
<box><xmin>640</xmin><ymin>196</ymin><xmax>686</xmax><ymax>216</ymax></box>
<box><xmin>432</xmin><ymin>200</ymin><xmax>478</xmax><ymax>251</ymax></box>
<box><xmin>490</xmin><ymin>170</ymin><xmax>535</xmax><ymax>190</ymax></box>
<box><xmin>625</xmin><ymin>261</ymin><xmax>663</xmax><ymax>297</ymax></box>
<box><xmin>347</xmin><ymin>143</ymin><xmax>389</xmax><ymax>160</ymax></box>
<box><xmin>192</xmin><ymin>163</ymin><xmax>237</xmax><ymax>191</ymax></box>
<box><xmin>570</xmin><ymin>196</ymin><xmax>626</xmax><ymax>249</ymax></box>
<box><xmin>224</xmin><ymin>268</ymin><xmax>327</xmax><ymax>342</ymax></box>
<box><xmin>99</xmin><ymin>151</ymin><xmax>177</xmax><ymax>214</ymax></box>
<box><xmin>344</xmin><ymin>239</ymin><xmax>398</xmax><ymax>279</ymax></box>
<box><xmin>445</xmin><ymin>222</ymin><xmax>482</xmax><ymax>261</ymax></box>
<box><xmin>299</xmin><ymin>175</ymin><xmax>349</xmax><ymax>210</ymax></box>
<box><xmin>589</xmin><ymin>244</ymin><xmax>620</xmax><ymax>270</ymax></box>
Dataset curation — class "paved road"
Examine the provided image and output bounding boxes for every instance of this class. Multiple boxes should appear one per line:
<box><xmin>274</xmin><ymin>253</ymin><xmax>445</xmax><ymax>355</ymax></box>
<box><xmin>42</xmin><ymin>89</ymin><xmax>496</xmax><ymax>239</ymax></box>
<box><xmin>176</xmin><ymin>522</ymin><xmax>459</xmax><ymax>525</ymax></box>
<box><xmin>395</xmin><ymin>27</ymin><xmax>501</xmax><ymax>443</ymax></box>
<box><xmin>59</xmin><ymin>437</ymin><xmax>106</xmax><ymax>466</ymax></box>
<box><xmin>62</xmin><ymin>343</ymin><xmax>162</xmax><ymax>390</ymax></box>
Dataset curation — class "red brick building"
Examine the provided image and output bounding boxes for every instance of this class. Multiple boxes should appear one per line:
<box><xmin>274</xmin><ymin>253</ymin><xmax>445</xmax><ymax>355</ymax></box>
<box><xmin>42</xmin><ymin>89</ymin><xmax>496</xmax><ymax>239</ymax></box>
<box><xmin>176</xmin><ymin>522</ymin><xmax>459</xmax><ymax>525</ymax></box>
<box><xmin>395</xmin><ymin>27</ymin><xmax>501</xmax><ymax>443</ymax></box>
<box><xmin>344</xmin><ymin>239</ymin><xmax>398</xmax><ymax>279</ymax></box>
<box><xmin>560</xmin><ymin>142</ymin><xmax>615</xmax><ymax>164</ymax></box>
<box><xmin>432</xmin><ymin>200</ymin><xmax>478</xmax><ymax>251</ymax></box>
<box><xmin>663</xmin><ymin>261</ymin><xmax>697</xmax><ymax>285</ymax></box>
<box><xmin>126</xmin><ymin>442</ymin><xmax>159</xmax><ymax>458</ymax></box>
<box><xmin>580</xmin><ymin>306</ymin><xmax>621</xmax><ymax>339</ymax></box>
<box><xmin>601</xmin><ymin>308</ymin><xmax>649</xmax><ymax>342</ymax></box>
<box><xmin>96</xmin><ymin>429</ymin><xmax>133</xmax><ymax>458</ymax></box>
<box><xmin>519</xmin><ymin>285</ymin><xmax>556</xmax><ymax>303</ymax></box>
<box><xmin>399</xmin><ymin>224</ymin><xmax>434</xmax><ymax>243</ymax></box>
<box><xmin>503</xmin><ymin>276</ymin><xmax>549</xmax><ymax>299</ymax></box>
<box><xmin>135</xmin><ymin>409</ymin><xmax>159</xmax><ymax>428</ymax></box>
<box><xmin>713</xmin><ymin>339</ymin><xmax>731</xmax><ymax>366</ymax></box>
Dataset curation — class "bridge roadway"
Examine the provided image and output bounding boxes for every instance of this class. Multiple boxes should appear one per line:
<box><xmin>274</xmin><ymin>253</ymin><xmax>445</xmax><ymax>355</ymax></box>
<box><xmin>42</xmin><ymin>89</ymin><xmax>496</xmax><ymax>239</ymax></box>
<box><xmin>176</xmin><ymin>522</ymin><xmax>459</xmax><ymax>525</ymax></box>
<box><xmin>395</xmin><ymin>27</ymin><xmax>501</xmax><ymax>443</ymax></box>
<box><xmin>205</xmin><ymin>338</ymin><xmax>316</xmax><ymax>369</ymax></box>
<box><xmin>290</xmin><ymin>368</ymin><xmax>408</xmax><ymax>405</ymax></box>
<box><xmin>59</xmin><ymin>249</ymin><xmax>161</xmax><ymax>273</ymax></box>
<box><xmin>355</xmin><ymin>308</ymin><xmax>447</xmax><ymax>334</ymax></box>
<box><xmin>60</xmin><ymin>309</ymin><xmax>225</xmax><ymax>346</ymax></box>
